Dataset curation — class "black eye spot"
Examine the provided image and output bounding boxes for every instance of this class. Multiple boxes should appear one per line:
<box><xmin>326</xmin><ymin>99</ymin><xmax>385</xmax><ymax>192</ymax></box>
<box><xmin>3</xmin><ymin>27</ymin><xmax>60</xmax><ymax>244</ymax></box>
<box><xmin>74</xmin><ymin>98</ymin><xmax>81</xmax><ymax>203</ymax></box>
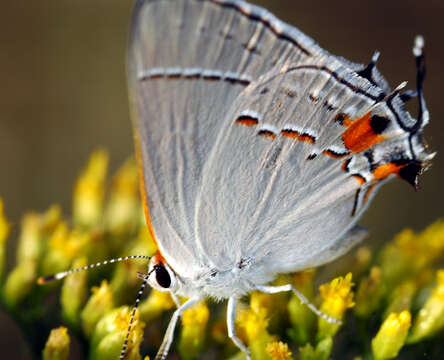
<box><xmin>154</xmin><ymin>264</ymin><xmax>171</xmax><ymax>288</ymax></box>
<box><xmin>370</xmin><ymin>115</ymin><xmax>390</xmax><ymax>134</ymax></box>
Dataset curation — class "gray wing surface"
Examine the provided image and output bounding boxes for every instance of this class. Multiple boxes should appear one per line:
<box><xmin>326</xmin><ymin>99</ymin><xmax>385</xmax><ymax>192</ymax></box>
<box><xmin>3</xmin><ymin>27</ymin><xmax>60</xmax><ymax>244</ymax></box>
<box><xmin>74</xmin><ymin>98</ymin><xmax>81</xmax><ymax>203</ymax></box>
<box><xmin>129</xmin><ymin>0</ymin><xmax>324</xmax><ymax>277</ymax></box>
<box><xmin>129</xmin><ymin>0</ymin><xmax>431</xmax><ymax>279</ymax></box>
<box><xmin>196</xmin><ymin>55</ymin><xmax>431</xmax><ymax>274</ymax></box>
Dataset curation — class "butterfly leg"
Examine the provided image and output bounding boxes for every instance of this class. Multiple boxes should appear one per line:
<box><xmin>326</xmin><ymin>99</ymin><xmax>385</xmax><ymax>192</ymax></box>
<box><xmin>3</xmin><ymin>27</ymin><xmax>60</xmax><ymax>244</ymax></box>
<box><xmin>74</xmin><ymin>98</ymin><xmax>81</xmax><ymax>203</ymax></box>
<box><xmin>227</xmin><ymin>296</ymin><xmax>251</xmax><ymax>360</ymax></box>
<box><xmin>255</xmin><ymin>284</ymin><xmax>341</xmax><ymax>324</ymax></box>
<box><xmin>154</xmin><ymin>296</ymin><xmax>200</xmax><ymax>360</ymax></box>
<box><xmin>171</xmin><ymin>292</ymin><xmax>181</xmax><ymax>308</ymax></box>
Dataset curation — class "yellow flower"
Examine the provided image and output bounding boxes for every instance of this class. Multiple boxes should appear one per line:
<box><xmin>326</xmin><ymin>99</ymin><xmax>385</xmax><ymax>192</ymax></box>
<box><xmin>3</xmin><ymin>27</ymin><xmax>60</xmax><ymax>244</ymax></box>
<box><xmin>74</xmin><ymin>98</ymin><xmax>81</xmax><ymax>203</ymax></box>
<box><xmin>92</xmin><ymin>306</ymin><xmax>145</xmax><ymax>360</ymax></box>
<box><xmin>381</xmin><ymin>220</ymin><xmax>444</xmax><ymax>285</ymax></box>
<box><xmin>43</xmin><ymin>327</ymin><xmax>70</xmax><ymax>360</ymax></box>
<box><xmin>237</xmin><ymin>298</ymin><xmax>274</xmax><ymax>360</ymax></box>
<box><xmin>238</xmin><ymin>304</ymin><xmax>269</xmax><ymax>341</ymax></box>
<box><xmin>3</xmin><ymin>205</ymin><xmax>61</xmax><ymax>307</ymax></box>
<box><xmin>182</xmin><ymin>301</ymin><xmax>209</xmax><ymax>326</ymax></box>
<box><xmin>61</xmin><ymin>257</ymin><xmax>88</xmax><ymax>328</ymax></box>
<box><xmin>408</xmin><ymin>269</ymin><xmax>444</xmax><ymax>343</ymax></box>
<box><xmin>105</xmin><ymin>158</ymin><xmax>140</xmax><ymax>237</ymax></box>
<box><xmin>266</xmin><ymin>341</ymin><xmax>293</xmax><ymax>360</ymax></box>
<box><xmin>372</xmin><ymin>311</ymin><xmax>411</xmax><ymax>360</ymax></box>
<box><xmin>73</xmin><ymin>149</ymin><xmax>108</xmax><ymax>228</ymax></box>
<box><xmin>319</xmin><ymin>273</ymin><xmax>355</xmax><ymax>319</ymax></box>
<box><xmin>318</xmin><ymin>273</ymin><xmax>354</xmax><ymax>340</ymax></box>
<box><xmin>81</xmin><ymin>280</ymin><xmax>114</xmax><ymax>336</ymax></box>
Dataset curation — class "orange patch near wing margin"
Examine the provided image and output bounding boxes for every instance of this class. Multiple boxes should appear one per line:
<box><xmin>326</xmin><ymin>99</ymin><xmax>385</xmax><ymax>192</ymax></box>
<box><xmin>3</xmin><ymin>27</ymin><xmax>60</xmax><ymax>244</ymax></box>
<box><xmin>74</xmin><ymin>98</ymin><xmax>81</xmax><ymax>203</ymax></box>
<box><xmin>342</xmin><ymin>112</ymin><xmax>386</xmax><ymax>153</ymax></box>
<box><xmin>372</xmin><ymin>162</ymin><xmax>406</xmax><ymax>181</ymax></box>
<box><xmin>135</xmin><ymin>134</ymin><xmax>159</xmax><ymax>249</ymax></box>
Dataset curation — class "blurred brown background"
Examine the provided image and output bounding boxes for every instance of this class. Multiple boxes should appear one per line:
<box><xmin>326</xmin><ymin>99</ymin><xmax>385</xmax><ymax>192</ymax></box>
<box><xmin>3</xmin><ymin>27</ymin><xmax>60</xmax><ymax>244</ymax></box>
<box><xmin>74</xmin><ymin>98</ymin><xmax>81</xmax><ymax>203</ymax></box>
<box><xmin>0</xmin><ymin>0</ymin><xmax>442</xmax><ymax>358</ymax></box>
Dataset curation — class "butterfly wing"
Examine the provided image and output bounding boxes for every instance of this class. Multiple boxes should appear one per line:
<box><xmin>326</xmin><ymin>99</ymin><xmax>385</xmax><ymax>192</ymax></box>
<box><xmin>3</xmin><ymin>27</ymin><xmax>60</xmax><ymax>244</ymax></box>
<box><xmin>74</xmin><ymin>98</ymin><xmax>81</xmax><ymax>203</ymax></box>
<box><xmin>196</xmin><ymin>54</ymin><xmax>432</xmax><ymax>275</ymax></box>
<box><xmin>128</xmin><ymin>0</ymin><xmax>334</xmax><ymax>277</ymax></box>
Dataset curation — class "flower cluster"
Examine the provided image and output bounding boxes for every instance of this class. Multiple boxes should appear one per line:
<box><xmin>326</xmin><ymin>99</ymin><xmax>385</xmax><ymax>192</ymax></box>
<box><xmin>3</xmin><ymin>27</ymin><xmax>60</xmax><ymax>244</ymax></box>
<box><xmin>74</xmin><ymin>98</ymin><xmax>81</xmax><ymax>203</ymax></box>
<box><xmin>0</xmin><ymin>150</ymin><xmax>442</xmax><ymax>359</ymax></box>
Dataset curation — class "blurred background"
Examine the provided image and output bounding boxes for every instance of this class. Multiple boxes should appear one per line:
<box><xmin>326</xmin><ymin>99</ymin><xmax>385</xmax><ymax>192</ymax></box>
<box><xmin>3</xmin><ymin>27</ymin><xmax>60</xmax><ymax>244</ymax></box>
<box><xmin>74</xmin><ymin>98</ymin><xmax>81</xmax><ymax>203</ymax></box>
<box><xmin>0</xmin><ymin>0</ymin><xmax>442</xmax><ymax>358</ymax></box>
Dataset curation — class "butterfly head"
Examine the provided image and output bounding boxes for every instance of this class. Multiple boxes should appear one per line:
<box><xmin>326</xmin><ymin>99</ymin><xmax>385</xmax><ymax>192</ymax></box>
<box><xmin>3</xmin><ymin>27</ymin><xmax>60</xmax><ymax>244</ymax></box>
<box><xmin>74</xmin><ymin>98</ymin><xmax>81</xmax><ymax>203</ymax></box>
<box><xmin>146</xmin><ymin>251</ymin><xmax>178</xmax><ymax>293</ymax></box>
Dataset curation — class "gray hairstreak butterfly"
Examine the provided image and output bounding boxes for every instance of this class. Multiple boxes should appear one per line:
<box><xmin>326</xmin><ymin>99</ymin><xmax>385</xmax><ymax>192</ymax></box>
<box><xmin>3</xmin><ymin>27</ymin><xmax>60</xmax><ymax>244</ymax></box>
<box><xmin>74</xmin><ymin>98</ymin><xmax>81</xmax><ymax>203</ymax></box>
<box><xmin>38</xmin><ymin>0</ymin><xmax>433</xmax><ymax>359</ymax></box>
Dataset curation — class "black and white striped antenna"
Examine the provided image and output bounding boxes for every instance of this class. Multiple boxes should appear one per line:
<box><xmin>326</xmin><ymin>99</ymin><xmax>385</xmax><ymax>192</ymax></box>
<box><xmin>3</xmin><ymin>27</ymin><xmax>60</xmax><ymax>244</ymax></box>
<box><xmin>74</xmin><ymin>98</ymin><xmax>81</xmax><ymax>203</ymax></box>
<box><xmin>37</xmin><ymin>255</ymin><xmax>151</xmax><ymax>284</ymax></box>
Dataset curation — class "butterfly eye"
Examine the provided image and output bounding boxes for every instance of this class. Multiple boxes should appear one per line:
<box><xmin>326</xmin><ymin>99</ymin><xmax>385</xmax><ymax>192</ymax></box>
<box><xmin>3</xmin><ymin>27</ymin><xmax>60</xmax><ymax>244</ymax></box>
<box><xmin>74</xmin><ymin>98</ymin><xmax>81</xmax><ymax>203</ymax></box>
<box><xmin>147</xmin><ymin>256</ymin><xmax>177</xmax><ymax>292</ymax></box>
<box><xmin>154</xmin><ymin>264</ymin><xmax>171</xmax><ymax>288</ymax></box>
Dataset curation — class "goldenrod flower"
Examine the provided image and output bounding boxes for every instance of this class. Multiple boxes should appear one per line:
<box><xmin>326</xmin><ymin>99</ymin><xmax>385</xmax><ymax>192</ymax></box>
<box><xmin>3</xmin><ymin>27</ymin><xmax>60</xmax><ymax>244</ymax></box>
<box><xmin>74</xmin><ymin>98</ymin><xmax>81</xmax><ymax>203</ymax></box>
<box><xmin>317</xmin><ymin>273</ymin><xmax>354</xmax><ymax>339</ymax></box>
<box><xmin>319</xmin><ymin>273</ymin><xmax>355</xmax><ymax>319</ymax></box>
<box><xmin>42</xmin><ymin>327</ymin><xmax>70</xmax><ymax>360</ymax></box>
<box><xmin>266</xmin><ymin>341</ymin><xmax>293</xmax><ymax>360</ymax></box>
<box><xmin>408</xmin><ymin>269</ymin><xmax>444</xmax><ymax>343</ymax></box>
<box><xmin>372</xmin><ymin>311</ymin><xmax>411</xmax><ymax>359</ymax></box>
<box><xmin>81</xmin><ymin>280</ymin><xmax>114</xmax><ymax>336</ymax></box>
<box><xmin>73</xmin><ymin>149</ymin><xmax>108</xmax><ymax>228</ymax></box>
<box><xmin>237</xmin><ymin>296</ymin><xmax>274</xmax><ymax>360</ymax></box>
<box><xmin>61</xmin><ymin>257</ymin><xmax>88</xmax><ymax>328</ymax></box>
<box><xmin>105</xmin><ymin>158</ymin><xmax>140</xmax><ymax>238</ymax></box>
<box><xmin>238</xmin><ymin>303</ymin><xmax>269</xmax><ymax>341</ymax></box>
<box><xmin>380</xmin><ymin>220</ymin><xmax>444</xmax><ymax>286</ymax></box>
<box><xmin>3</xmin><ymin>206</ymin><xmax>61</xmax><ymax>307</ymax></box>
<box><xmin>110</xmin><ymin>239</ymin><xmax>154</xmax><ymax>304</ymax></box>
<box><xmin>179</xmin><ymin>301</ymin><xmax>210</xmax><ymax>359</ymax></box>
<box><xmin>91</xmin><ymin>306</ymin><xmax>145</xmax><ymax>360</ymax></box>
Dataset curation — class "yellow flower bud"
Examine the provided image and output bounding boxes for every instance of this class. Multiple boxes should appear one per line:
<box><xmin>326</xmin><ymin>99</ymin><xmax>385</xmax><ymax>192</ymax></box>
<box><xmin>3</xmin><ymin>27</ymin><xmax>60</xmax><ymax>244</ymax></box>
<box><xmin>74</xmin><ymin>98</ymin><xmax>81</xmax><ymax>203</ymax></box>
<box><xmin>91</xmin><ymin>306</ymin><xmax>145</xmax><ymax>360</ymax></box>
<box><xmin>408</xmin><ymin>269</ymin><xmax>444</xmax><ymax>343</ymax></box>
<box><xmin>73</xmin><ymin>149</ymin><xmax>108</xmax><ymax>228</ymax></box>
<box><xmin>372</xmin><ymin>311</ymin><xmax>411</xmax><ymax>360</ymax></box>
<box><xmin>3</xmin><ymin>205</ymin><xmax>61</xmax><ymax>307</ymax></box>
<box><xmin>42</xmin><ymin>327</ymin><xmax>70</xmax><ymax>360</ymax></box>
<box><xmin>105</xmin><ymin>158</ymin><xmax>140</xmax><ymax>238</ymax></box>
<box><xmin>81</xmin><ymin>280</ymin><xmax>114</xmax><ymax>336</ymax></box>
<box><xmin>61</xmin><ymin>257</ymin><xmax>88</xmax><ymax>328</ymax></box>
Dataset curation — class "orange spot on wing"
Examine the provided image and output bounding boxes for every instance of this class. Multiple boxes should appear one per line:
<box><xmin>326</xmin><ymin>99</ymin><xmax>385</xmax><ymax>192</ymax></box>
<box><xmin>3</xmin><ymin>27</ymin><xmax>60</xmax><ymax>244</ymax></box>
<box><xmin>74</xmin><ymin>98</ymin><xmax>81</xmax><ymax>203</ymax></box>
<box><xmin>236</xmin><ymin>117</ymin><xmax>258</xmax><ymax>126</ymax></box>
<box><xmin>258</xmin><ymin>130</ymin><xmax>276</xmax><ymax>139</ymax></box>
<box><xmin>298</xmin><ymin>134</ymin><xmax>315</xmax><ymax>144</ymax></box>
<box><xmin>372</xmin><ymin>162</ymin><xmax>406</xmax><ymax>180</ymax></box>
<box><xmin>281</xmin><ymin>130</ymin><xmax>299</xmax><ymax>138</ymax></box>
<box><xmin>322</xmin><ymin>149</ymin><xmax>349</xmax><ymax>158</ymax></box>
<box><xmin>342</xmin><ymin>112</ymin><xmax>385</xmax><ymax>153</ymax></box>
